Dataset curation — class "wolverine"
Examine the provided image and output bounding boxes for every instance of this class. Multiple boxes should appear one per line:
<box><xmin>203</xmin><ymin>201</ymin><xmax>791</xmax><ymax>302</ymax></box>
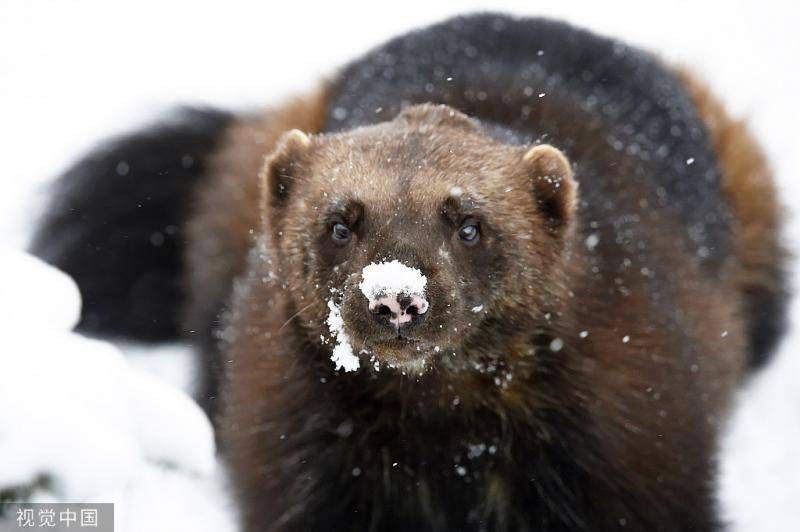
<box><xmin>32</xmin><ymin>13</ymin><xmax>786</xmax><ymax>532</ymax></box>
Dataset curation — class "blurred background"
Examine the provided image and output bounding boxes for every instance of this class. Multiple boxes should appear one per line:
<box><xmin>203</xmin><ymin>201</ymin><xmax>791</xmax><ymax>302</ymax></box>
<box><xmin>1</xmin><ymin>1</ymin><xmax>798</xmax><ymax>530</ymax></box>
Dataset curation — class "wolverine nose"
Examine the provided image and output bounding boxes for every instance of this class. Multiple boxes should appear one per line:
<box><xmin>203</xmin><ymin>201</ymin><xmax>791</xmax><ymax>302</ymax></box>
<box><xmin>369</xmin><ymin>293</ymin><xmax>429</xmax><ymax>331</ymax></box>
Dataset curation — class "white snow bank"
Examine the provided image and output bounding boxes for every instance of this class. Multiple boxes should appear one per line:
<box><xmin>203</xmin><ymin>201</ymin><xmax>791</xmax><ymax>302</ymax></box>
<box><xmin>0</xmin><ymin>249</ymin><xmax>82</xmax><ymax>332</ymax></box>
<box><xmin>0</xmin><ymin>250</ymin><xmax>235</xmax><ymax>532</ymax></box>
<box><xmin>113</xmin><ymin>464</ymin><xmax>236</xmax><ymax>532</ymax></box>
<box><xmin>718</xmin><ymin>297</ymin><xmax>800</xmax><ymax>531</ymax></box>
<box><xmin>121</xmin><ymin>341</ymin><xmax>200</xmax><ymax>398</ymax></box>
<box><xmin>358</xmin><ymin>260</ymin><xmax>427</xmax><ymax>300</ymax></box>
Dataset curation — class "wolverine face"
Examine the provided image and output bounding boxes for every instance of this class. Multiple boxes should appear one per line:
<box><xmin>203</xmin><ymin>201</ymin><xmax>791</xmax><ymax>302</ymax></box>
<box><xmin>262</xmin><ymin>104</ymin><xmax>576</xmax><ymax>374</ymax></box>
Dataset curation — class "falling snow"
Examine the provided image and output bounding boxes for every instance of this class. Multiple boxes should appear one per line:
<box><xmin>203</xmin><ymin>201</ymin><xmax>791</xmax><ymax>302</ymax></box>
<box><xmin>1</xmin><ymin>4</ymin><xmax>798</xmax><ymax>531</ymax></box>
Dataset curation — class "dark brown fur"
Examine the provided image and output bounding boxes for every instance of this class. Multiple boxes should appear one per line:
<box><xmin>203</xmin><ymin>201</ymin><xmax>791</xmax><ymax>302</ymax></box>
<box><xmin>179</xmin><ymin>17</ymin><xmax>783</xmax><ymax>532</ymax></box>
<box><xmin>210</xmin><ymin>101</ymin><xmax>753</xmax><ymax>530</ymax></box>
<box><xmin>678</xmin><ymin>69</ymin><xmax>788</xmax><ymax>368</ymax></box>
<box><xmin>184</xmin><ymin>89</ymin><xmax>329</xmax><ymax>410</ymax></box>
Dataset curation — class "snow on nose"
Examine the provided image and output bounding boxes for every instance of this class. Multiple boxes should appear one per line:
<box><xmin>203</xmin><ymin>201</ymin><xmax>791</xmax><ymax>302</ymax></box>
<box><xmin>359</xmin><ymin>260</ymin><xmax>429</xmax><ymax>329</ymax></box>
<box><xmin>359</xmin><ymin>260</ymin><xmax>427</xmax><ymax>299</ymax></box>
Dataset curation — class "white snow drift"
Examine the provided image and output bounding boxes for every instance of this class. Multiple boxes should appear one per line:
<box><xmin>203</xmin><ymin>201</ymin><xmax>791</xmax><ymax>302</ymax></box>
<box><xmin>0</xmin><ymin>250</ymin><xmax>236</xmax><ymax>532</ymax></box>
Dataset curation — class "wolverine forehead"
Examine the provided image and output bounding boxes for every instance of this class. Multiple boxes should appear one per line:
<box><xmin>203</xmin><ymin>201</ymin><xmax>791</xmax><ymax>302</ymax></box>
<box><xmin>304</xmin><ymin>144</ymin><xmax>522</xmax><ymax>212</ymax></box>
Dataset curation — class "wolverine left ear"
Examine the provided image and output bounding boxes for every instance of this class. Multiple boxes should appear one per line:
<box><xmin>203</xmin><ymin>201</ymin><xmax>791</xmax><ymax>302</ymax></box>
<box><xmin>522</xmin><ymin>144</ymin><xmax>578</xmax><ymax>236</ymax></box>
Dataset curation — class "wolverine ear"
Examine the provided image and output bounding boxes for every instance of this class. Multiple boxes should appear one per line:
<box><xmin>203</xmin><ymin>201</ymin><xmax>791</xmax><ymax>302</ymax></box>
<box><xmin>259</xmin><ymin>129</ymin><xmax>311</xmax><ymax>213</ymax></box>
<box><xmin>522</xmin><ymin>144</ymin><xmax>577</xmax><ymax>236</ymax></box>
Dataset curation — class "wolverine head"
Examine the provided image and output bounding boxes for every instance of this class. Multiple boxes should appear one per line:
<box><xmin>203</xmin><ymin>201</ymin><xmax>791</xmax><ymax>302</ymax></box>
<box><xmin>260</xmin><ymin>104</ymin><xmax>577</xmax><ymax>374</ymax></box>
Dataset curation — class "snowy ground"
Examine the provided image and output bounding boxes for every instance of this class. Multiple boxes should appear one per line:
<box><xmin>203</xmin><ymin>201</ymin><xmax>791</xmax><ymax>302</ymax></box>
<box><xmin>1</xmin><ymin>1</ymin><xmax>799</xmax><ymax>530</ymax></box>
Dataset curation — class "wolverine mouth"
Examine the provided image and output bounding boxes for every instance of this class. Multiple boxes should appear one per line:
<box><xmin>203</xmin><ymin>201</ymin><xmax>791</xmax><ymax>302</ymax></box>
<box><xmin>377</xmin><ymin>336</ymin><xmax>422</xmax><ymax>347</ymax></box>
<box><xmin>366</xmin><ymin>336</ymin><xmax>439</xmax><ymax>370</ymax></box>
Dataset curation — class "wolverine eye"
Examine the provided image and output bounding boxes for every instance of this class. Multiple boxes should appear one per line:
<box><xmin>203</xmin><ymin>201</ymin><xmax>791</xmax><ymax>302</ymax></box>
<box><xmin>332</xmin><ymin>222</ymin><xmax>352</xmax><ymax>244</ymax></box>
<box><xmin>457</xmin><ymin>221</ymin><xmax>480</xmax><ymax>245</ymax></box>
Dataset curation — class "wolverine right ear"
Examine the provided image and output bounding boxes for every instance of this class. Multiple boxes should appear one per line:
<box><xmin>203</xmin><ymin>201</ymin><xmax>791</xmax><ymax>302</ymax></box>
<box><xmin>259</xmin><ymin>129</ymin><xmax>311</xmax><ymax>213</ymax></box>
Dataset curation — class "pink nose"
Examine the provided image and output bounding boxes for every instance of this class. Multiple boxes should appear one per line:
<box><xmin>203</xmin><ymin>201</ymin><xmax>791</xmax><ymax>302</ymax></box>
<box><xmin>368</xmin><ymin>293</ymin><xmax>429</xmax><ymax>329</ymax></box>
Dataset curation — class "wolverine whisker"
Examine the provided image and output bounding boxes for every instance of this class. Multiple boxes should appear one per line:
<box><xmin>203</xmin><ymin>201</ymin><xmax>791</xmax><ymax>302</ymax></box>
<box><xmin>277</xmin><ymin>301</ymin><xmax>317</xmax><ymax>331</ymax></box>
